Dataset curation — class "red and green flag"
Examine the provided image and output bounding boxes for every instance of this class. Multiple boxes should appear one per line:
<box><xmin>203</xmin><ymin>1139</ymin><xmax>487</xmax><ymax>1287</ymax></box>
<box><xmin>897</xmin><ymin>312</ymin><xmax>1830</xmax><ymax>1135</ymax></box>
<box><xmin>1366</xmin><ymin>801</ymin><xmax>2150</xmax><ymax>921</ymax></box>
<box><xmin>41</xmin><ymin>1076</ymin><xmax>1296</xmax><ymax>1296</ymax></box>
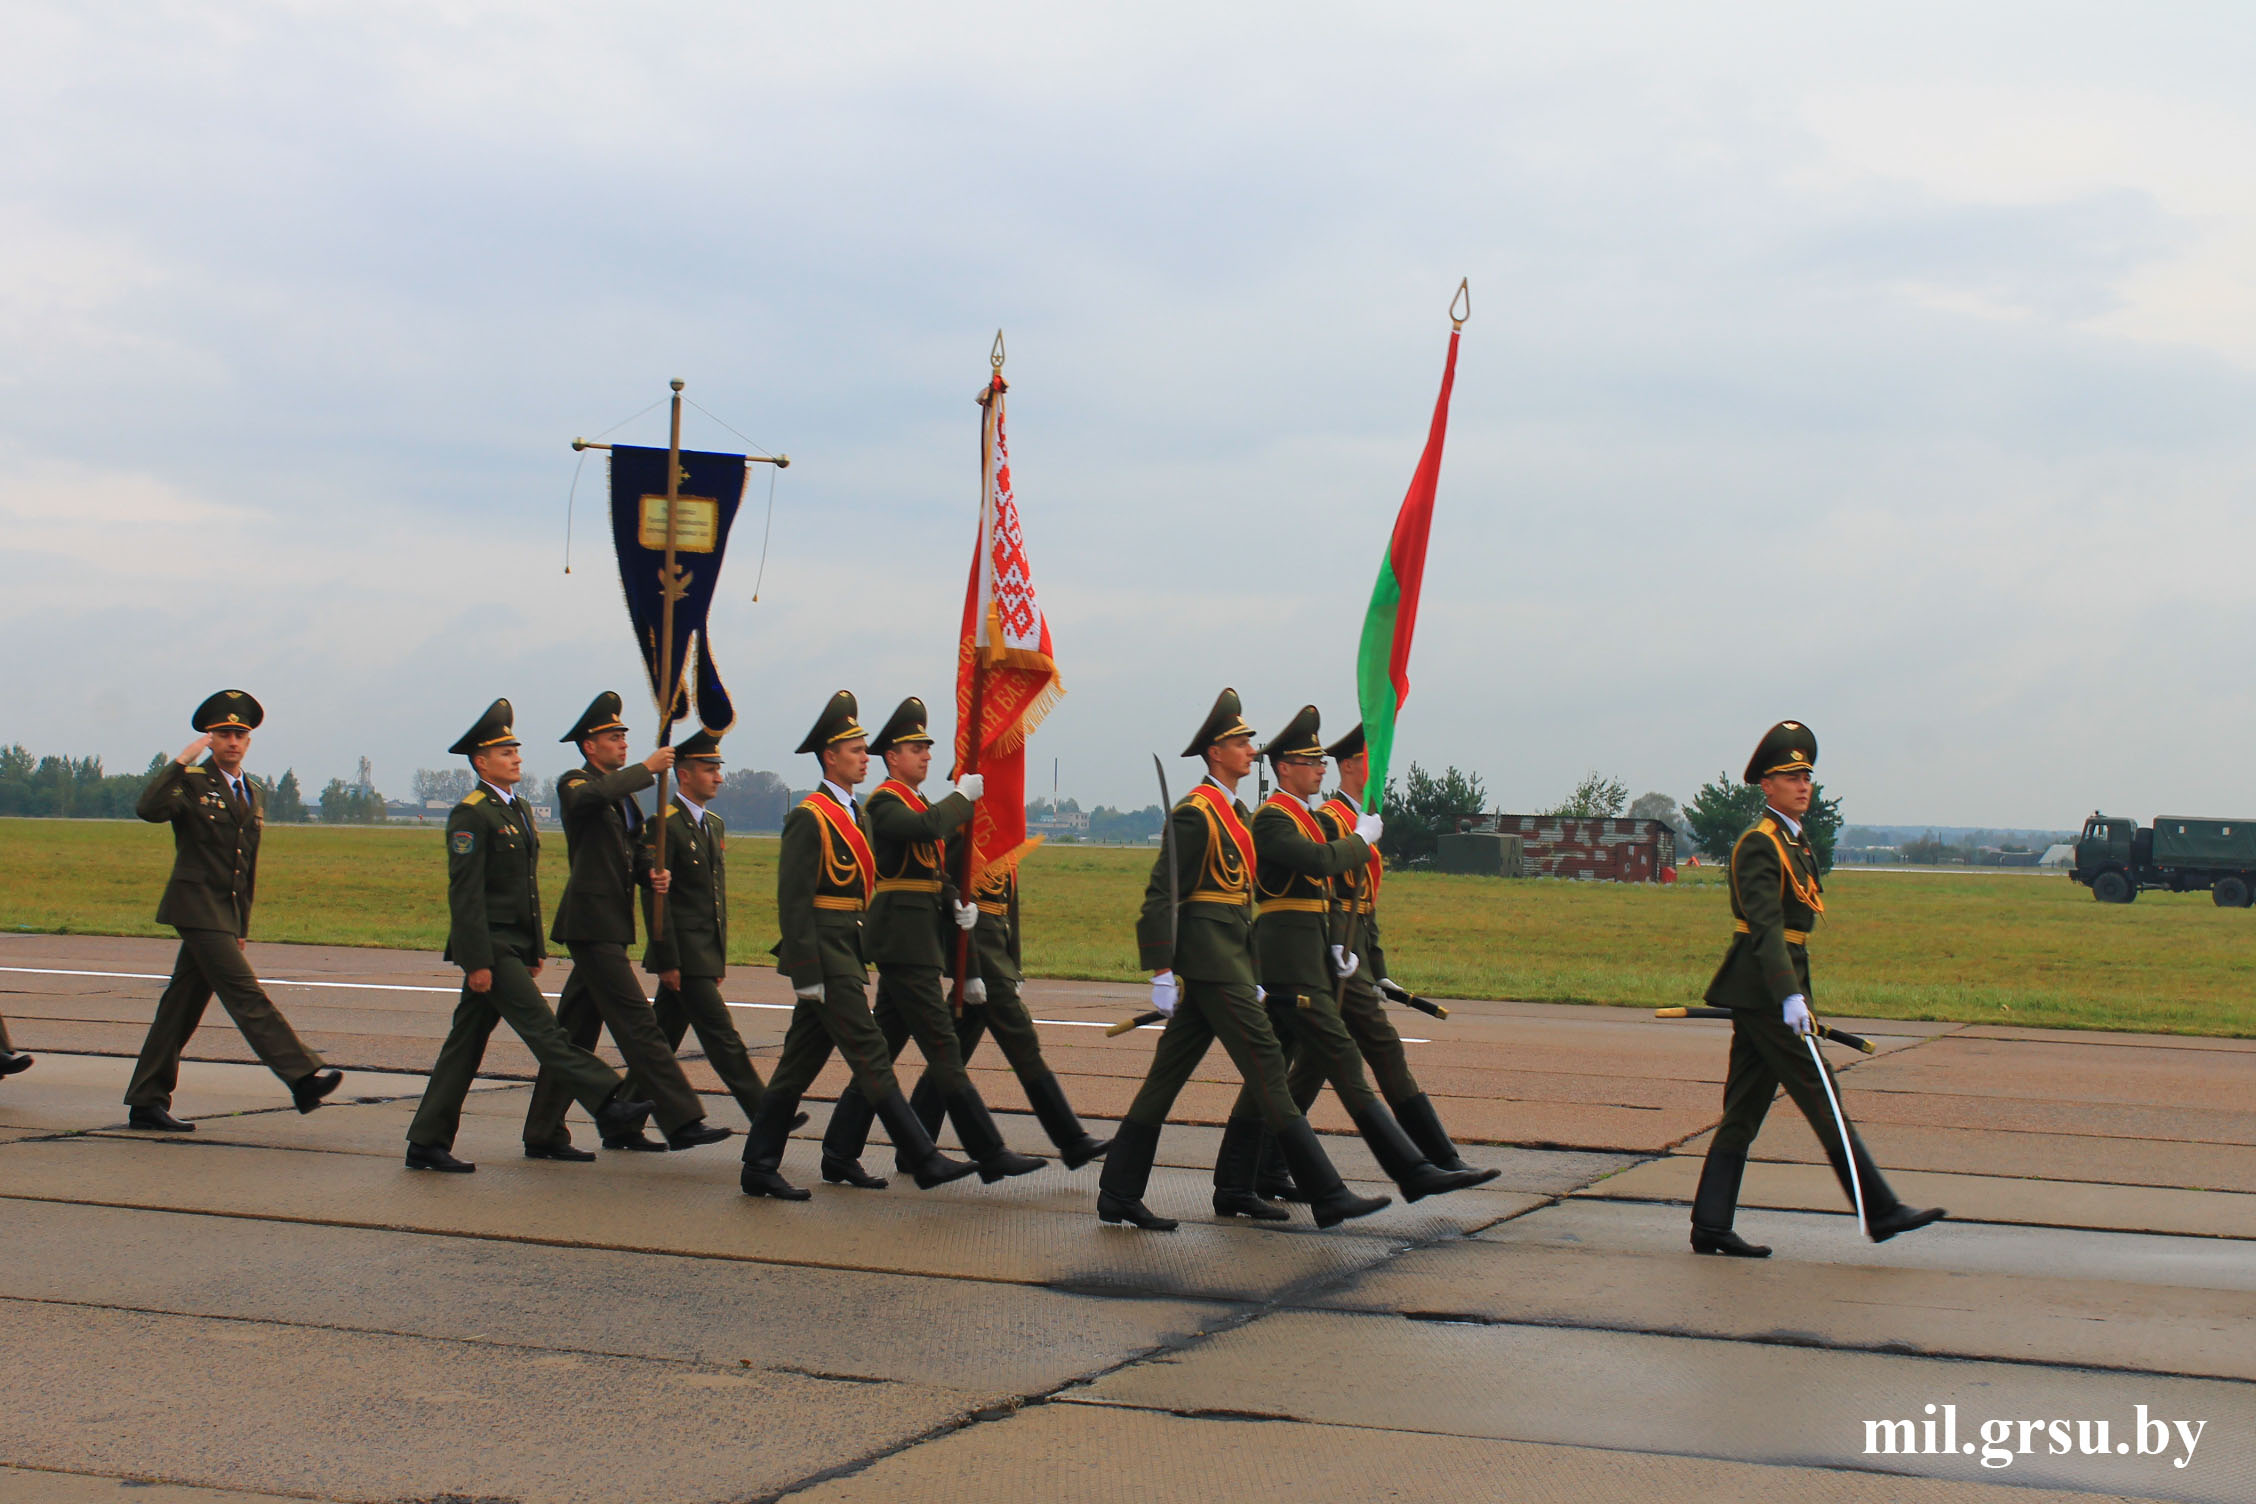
<box><xmin>1356</xmin><ymin>287</ymin><xmax>1466</xmax><ymax>801</ymax></box>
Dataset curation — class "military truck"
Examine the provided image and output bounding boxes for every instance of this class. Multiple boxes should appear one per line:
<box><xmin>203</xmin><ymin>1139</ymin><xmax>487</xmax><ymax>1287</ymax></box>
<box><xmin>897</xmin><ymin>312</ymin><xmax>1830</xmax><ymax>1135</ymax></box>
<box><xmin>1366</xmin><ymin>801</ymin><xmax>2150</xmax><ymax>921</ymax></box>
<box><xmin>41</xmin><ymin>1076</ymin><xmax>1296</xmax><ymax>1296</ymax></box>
<box><xmin>2071</xmin><ymin>812</ymin><xmax>2256</xmax><ymax>906</ymax></box>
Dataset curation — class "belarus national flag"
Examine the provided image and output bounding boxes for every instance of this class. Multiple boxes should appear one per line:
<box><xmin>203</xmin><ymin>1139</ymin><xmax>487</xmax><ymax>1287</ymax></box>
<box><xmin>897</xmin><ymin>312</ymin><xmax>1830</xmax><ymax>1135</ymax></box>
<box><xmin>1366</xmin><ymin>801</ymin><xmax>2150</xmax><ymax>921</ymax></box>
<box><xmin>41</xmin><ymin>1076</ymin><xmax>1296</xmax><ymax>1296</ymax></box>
<box><xmin>1356</xmin><ymin>318</ymin><xmax>1462</xmax><ymax>800</ymax></box>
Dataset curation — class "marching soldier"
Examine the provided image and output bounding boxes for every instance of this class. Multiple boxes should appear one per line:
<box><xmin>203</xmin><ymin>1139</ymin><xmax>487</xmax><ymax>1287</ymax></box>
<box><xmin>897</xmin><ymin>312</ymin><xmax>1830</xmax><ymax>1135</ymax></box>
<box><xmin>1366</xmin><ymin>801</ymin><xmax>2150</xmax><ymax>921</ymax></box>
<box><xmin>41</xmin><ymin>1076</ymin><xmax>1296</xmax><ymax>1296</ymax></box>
<box><xmin>634</xmin><ymin>727</ymin><xmax>781</xmax><ymax>1131</ymax></box>
<box><xmin>404</xmin><ymin>700</ymin><xmax>653</xmax><ymax>1172</ymax></box>
<box><xmin>0</xmin><ymin>1013</ymin><xmax>32</xmax><ymax>1080</ymax></box>
<box><xmin>123</xmin><ymin>690</ymin><xmax>339</xmax><ymax>1129</ymax></box>
<box><xmin>737</xmin><ymin>691</ymin><xmax>976</xmax><ymax>1199</ymax></box>
<box><xmin>1690</xmin><ymin>721</ymin><xmax>1944</xmax><ymax>1254</ymax></box>
<box><xmin>904</xmin><ymin>852</ymin><xmax>1110</xmax><ymax>1171</ymax></box>
<box><xmin>816</xmin><ymin>697</ymin><xmax>1045</xmax><ymax>1187</ymax></box>
<box><xmin>521</xmin><ymin>692</ymin><xmax>729</xmax><ymax>1158</ymax></box>
<box><xmin>1256</xmin><ymin>722</ymin><xmax>1497</xmax><ymax>1201</ymax></box>
<box><xmin>1213</xmin><ymin>706</ymin><xmax>1485</xmax><ymax>1220</ymax></box>
<box><xmin>1096</xmin><ymin>689</ymin><xmax>1389</xmax><ymax>1231</ymax></box>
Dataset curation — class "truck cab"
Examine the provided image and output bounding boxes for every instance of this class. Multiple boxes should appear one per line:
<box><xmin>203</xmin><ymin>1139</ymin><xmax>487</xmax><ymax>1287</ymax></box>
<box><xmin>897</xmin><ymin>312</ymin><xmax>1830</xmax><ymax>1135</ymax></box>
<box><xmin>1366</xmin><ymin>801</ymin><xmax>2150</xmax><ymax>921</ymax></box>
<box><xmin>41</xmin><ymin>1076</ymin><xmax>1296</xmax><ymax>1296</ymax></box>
<box><xmin>2072</xmin><ymin>813</ymin><xmax>2138</xmax><ymax>903</ymax></box>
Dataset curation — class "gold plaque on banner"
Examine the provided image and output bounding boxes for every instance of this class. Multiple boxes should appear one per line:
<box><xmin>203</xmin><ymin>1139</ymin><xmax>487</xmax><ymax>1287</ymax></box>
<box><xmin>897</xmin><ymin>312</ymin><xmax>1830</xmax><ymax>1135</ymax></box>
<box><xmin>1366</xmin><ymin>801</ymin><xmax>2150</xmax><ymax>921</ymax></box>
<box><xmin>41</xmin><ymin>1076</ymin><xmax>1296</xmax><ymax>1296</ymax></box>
<box><xmin>638</xmin><ymin>494</ymin><xmax>719</xmax><ymax>553</ymax></box>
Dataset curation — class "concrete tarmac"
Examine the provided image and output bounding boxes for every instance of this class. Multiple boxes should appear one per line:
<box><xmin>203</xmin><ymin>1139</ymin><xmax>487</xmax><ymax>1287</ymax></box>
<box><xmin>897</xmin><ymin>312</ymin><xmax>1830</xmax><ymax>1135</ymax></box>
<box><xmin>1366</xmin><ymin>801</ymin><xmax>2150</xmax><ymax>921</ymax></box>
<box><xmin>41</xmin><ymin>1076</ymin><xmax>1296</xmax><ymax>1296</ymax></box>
<box><xmin>0</xmin><ymin>931</ymin><xmax>2249</xmax><ymax>1502</ymax></box>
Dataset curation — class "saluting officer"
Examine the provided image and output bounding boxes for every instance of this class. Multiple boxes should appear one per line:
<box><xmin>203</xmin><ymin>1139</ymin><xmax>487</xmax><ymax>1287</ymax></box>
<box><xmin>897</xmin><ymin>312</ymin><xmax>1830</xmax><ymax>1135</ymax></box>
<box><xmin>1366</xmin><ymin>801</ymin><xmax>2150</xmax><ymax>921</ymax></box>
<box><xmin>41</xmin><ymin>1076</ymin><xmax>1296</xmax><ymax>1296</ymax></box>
<box><xmin>404</xmin><ymin>700</ymin><xmax>653</xmax><ymax>1172</ymax></box>
<box><xmin>1258</xmin><ymin>723</ymin><xmax>1497</xmax><ymax>1201</ymax></box>
<box><xmin>905</xmin><ymin>849</ymin><xmax>1110</xmax><ymax>1171</ymax></box>
<box><xmin>816</xmin><ymin>697</ymin><xmax>1044</xmax><ymax>1187</ymax></box>
<box><xmin>635</xmin><ymin>727</ymin><xmax>780</xmax><ymax>1130</ymax></box>
<box><xmin>1691</xmin><ymin>721</ymin><xmax>1944</xmax><ymax>1254</ymax></box>
<box><xmin>737</xmin><ymin>692</ymin><xmax>976</xmax><ymax>1200</ymax></box>
<box><xmin>521</xmin><ymin>692</ymin><xmax>729</xmax><ymax>1159</ymax></box>
<box><xmin>1097</xmin><ymin>689</ymin><xmax>1389</xmax><ymax>1232</ymax></box>
<box><xmin>124</xmin><ymin>690</ymin><xmax>339</xmax><ymax>1129</ymax></box>
<box><xmin>1215</xmin><ymin>706</ymin><xmax>1483</xmax><ymax>1220</ymax></box>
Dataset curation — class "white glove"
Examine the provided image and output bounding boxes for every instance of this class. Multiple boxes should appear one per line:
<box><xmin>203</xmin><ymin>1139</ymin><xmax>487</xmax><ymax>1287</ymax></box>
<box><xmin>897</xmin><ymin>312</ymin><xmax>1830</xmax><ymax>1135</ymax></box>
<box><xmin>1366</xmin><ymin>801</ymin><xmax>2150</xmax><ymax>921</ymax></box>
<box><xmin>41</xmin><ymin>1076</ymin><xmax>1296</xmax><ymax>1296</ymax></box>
<box><xmin>1782</xmin><ymin>993</ymin><xmax>1815</xmax><ymax>1036</ymax></box>
<box><xmin>1255</xmin><ymin>985</ymin><xmax>1267</xmax><ymax>1004</ymax></box>
<box><xmin>1355</xmin><ymin>811</ymin><xmax>1383</xmax><ymax>844</ymax></box>
<box><xmin>954</xmin><ymin>773</ymin><xmax>985</xmax><ymax>801</ymax></box>
<box><xmin>951</xmin><ymin>900</ymin><xmax>978</xmax><ymax>930</ymax></box>
<box><xmin>1330</xmin><ymin>944</ymin><xmax>1359</xmax><ymax>978</ymax></box>
<box><xmin>963</xmin><ymin>976</ymin><xmax>988</xmax><ymax>1004</ymax></box>
<box><xmin>1149</xmin><ymin>972</ymin><xmax>1178</xmax><ymax>1018</ymax></box>
<box><xmin>793</xmin><ymin>981</ymin><xmax>824</xmax><ymax>1002</ymax></box>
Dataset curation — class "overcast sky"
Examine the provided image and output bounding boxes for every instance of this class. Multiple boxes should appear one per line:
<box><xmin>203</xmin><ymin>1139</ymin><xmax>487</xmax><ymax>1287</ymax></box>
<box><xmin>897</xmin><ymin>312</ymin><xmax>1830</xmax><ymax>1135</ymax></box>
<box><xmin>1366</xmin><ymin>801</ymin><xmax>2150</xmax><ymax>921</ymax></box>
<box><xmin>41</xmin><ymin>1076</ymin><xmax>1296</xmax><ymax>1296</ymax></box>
<box><xmin>5</xmin><ymin>2</ymin><xmax>2253</xmax><ymax>826</ymax></box>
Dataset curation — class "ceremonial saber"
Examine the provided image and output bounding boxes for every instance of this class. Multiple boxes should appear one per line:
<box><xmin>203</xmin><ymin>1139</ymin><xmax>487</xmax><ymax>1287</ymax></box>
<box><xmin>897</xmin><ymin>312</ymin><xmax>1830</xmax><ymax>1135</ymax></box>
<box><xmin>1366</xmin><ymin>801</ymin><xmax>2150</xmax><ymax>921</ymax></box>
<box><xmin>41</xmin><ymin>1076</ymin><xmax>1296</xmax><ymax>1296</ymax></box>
<box><xmin>1808</xmin><ymin>1030</ymin><xmax>1869</xmax><ymax>1239</ymax></box>
<box><xmin>1653</xmin><ymin>1006</ymin><xmax>1875</xmax><ymax>1054</ymax></box>
<box><xmin>1105</xmin><ymin>756</ymin><xmax>1181</xmax><ymax>1040</ymax></box>
<box><xmin>1378</xmin><ymin>979</ymin><xmax>1450</xmax><ymax>1020</ymax></box>
<box><xmin>1109</xmin><ymin>980</ymin><xmax>1447</xmax><ymax>1036</ymax></box>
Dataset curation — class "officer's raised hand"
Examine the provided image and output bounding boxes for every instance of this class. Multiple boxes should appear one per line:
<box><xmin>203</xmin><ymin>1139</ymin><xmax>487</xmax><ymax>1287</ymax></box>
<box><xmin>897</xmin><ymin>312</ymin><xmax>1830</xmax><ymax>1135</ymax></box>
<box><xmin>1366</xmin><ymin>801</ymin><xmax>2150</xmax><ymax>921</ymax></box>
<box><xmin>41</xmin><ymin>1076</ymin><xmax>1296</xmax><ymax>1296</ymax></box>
<box><xmin>644</xmin><ymin>747</ymin><xmax>676</xmax><ymax>774</ymax></box>
<box><xmin>175</xmin><ymin>734</ymin><xmax>213</xmax><ymax>766</ymax></box>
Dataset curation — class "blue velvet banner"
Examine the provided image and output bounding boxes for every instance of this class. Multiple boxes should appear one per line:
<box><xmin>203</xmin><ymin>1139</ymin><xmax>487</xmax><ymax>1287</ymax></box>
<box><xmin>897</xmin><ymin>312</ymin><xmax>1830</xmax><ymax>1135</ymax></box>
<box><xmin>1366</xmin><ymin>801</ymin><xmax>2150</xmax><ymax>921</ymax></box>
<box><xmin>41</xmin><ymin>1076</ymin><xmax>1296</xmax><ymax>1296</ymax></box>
<box><xmin>607</xmin><ymin>444</ymin><xmax>746</xmax><ymax>738</ymax></box>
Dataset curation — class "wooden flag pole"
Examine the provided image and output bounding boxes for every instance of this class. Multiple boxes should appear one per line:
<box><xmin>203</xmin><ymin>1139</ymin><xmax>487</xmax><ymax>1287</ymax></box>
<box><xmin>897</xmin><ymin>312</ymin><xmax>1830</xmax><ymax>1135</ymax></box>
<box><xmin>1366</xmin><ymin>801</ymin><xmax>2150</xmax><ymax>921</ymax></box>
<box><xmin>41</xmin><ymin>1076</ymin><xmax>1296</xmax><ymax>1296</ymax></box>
<box><xmin>950</xmin><ymin>336</ymin><xmax>1006</xmax><ymax>1013</ymax></box>
<box><xmin>651</xmin><ymin>378</ymin><xmax>685</xmax><ymax>941</ymax></box>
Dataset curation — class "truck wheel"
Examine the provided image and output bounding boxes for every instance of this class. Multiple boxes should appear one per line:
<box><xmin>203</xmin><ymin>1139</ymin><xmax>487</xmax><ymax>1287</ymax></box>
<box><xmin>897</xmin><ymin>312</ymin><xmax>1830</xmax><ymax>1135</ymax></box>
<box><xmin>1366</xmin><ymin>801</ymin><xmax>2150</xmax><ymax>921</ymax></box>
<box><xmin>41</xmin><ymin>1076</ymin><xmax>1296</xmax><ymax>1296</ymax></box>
<box><xmin>2216</xmin><ymin>878</ymin><xmax>2251</xmax><ymax>909</ymax></box>
<box><xmin>2092</xmin><ymin>871</ymin><xmax>2132</xmax><ymax>904</ymax></box>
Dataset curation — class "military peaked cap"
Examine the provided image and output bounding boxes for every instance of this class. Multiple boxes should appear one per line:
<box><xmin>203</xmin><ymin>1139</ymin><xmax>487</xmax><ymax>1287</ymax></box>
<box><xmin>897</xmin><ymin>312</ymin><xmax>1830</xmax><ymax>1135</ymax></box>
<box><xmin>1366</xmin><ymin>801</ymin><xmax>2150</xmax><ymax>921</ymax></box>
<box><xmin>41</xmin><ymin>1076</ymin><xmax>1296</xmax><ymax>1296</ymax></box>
<box><xmin>674</xmin><ymin>726</ymin><xmax>724</xmax><ymax>762</ymax></box>
<box><xmin>1326</xmin><ymin>722</ymin><xmax>1366</xmax><ymax>762</ymax></box>
<box><xmin>795</xmin><ymin>690</ymin><xmax>867</xmax><ymax>755</ymax></box>
<box><xmin>870</xmin><ymin>696</ymin><xmax>935</xmax><ymax>754</ymax></box>
<box><xmin>1743</xmin><ymin>720</ymin><xmax>1817</xmax><ymax>784</ymax></box>
<box><xmin>1182</xmin><ymin>687</ymin><xmax>1256</xmax><ymax>758</ymax></box>
<box><xmin>1264</xmin><ymin>704</ymin><xmax>1324</xmax><ymax>764</ymax></box>
<box><xmin>193</xmin><ymin>690</ymin><xmax>263</xmax><ymax>733</ymax></box>
<box><xmin>561</xmin><ymin>690</ymin><xmax>629</xmax><ymax>744</ymax></box>
<box><xmin>449</xmin><ymin>698</ymin><xmax>520</xmax><ymax>756</ymax></box>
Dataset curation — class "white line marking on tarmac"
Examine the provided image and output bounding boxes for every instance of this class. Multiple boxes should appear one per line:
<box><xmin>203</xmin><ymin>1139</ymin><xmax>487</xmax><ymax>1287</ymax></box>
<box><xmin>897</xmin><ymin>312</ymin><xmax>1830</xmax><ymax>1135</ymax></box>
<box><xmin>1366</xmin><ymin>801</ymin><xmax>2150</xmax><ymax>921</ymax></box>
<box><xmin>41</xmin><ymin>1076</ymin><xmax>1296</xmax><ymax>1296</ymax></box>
<box><xmin>0</xmin><ymin>964</ymin><xmax>1351</xmax><ymax>1037</ymax></box>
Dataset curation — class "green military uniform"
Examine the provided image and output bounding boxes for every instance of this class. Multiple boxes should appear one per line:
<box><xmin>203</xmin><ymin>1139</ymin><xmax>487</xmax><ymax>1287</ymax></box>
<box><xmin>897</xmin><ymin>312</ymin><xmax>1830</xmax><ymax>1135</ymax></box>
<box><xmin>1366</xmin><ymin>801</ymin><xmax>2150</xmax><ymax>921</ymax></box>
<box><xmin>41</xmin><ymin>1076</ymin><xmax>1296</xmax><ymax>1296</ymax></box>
<box><xmin>1691</xmin><ymin>721</ymin><xmax>1941</xmax><ymax>1253</ymax></box>
<box><xmin>522</xmin><ymin>692</ymin><xmax>717</xmax><ymax>1156</ymax></box>
<box><xmin>405</xmin><ymin>700</ymin><xmax>641</xmax><ymax>1170</ymax></box>
<box><xmin>1216</xmin><ymin>706</ymin><xmax>1481</xmax><ymax>1215</ymax></box>
<box><xmin>904</xmin><ymin>857</ymin><xmax>1109</xmax><ymax>1169</ymax></box>
<box><xmin>738</xmin><ymin>692</ymin><xmax>975</xmax><ymax>1199</ymax></box>
<box><xmin>125</xmin><ymin>690</ymin><xmax>331</xmax><ymax>1123</ymax></box>
<box><xmin>635</xmin><ymin>728</ymin><xmax>773</xmax><ymax>1124</ymax></box>
<box><xmin>815</xmin><ymin>698</ymin><xmax>1044</xmax><ymax>1185</ymax></box>
<box><xmin>1096</xmin><ymin>689</ymin><xmax>1386</xmax><ymax>1232</ymax></box>
<box><xmin>1264</xmin><ymin>721</ymin><xmax>1493</xmax><ymax>1187</ymax></box>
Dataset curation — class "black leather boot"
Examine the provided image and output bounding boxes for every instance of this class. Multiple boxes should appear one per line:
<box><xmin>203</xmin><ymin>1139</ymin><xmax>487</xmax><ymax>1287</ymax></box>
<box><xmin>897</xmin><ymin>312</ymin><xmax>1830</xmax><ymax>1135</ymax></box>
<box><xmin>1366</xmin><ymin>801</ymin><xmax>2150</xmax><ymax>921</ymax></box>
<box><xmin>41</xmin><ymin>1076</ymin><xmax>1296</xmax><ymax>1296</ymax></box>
<box><xmin>908</xmin><ymin>1068</ymin><xmax>948</xmax><ymax>1139</ymax></box>
<box><xmin>822</xmin><ymin>1089</ymin><xmax>887</xmax><ymax>1187</ymax></box>
<box><xmin>876</xmin><ymin>1089</ymin><xmax>977</xmax><ymax>1189</ymax></box>
<box><xmin>0</xmin><ymin>1050</ymin><xmax>34</xmax><ymax>1078</ymax></box>
<box><xmin>593</xmin><ymin>1089</ymin><xmax>655</xmax><ymax>1144</ymax></box>
<box><xmin>1252</xmin><ymin>1131</ymin><xmax>1305</xmax><ymax>1201</ymax></box>
<box><xmin>948</xmin><ymin>1086</ymin><xmax>1047</xmax><ymax>1183</ymax></box>
<box><xmin>1354</xmin><ymin>1102</ymin><xmax>1492</xmax><ymax>1202</ymax></box>
<box><xmin>1394</xmin><ymin>1093</ymin><xmax>1500</xmax><ymax>1184</ymax></box>
<box><xmin>1689</xmin><ymin>1147</ymin><xmax>1769</xmax><ymax>1257</ymax></box>
<box><xmin>1095</xmin><ymin>1118</ymin><xmax>1178</xmax><ymax>1230</ymax></box>
<box><xmin>405</xmin><ymin>1142</ymin><xmax>474</xmax><ymax>1173</ymax></box>
<box><xmin>1022</xmin><ymin>1065</ymin><xmax>1110</xmax><ymax>1169</ymax></box>
<box><xmin>1814</xmin><ymin>1122</ymin><xmax>1934</xmax><ymax>1241</ymax></box>
<box><xmin>1213</xmin><ymin>1115</ymin><xmax>1291</xmax><ymax>1220</ymax></box>
<box><xmin>127</xmin><ymin>1105</ymin><xmax>194</xmax><ymax>1132</ymax></box>
<box><xmin>290</xmin><ymin>1068</ymin><xmax>343</xmax><ymax>1114</ymax></box>
<box><xmin>739</xmin><ymin>1091</ymin><xmax>812</xmax><ymax>1200</ymax></box>
<box><xmin>1273</xmin><ymin>1118</ymin><xmax>1390</xmax><ymax>1228</ymax></box>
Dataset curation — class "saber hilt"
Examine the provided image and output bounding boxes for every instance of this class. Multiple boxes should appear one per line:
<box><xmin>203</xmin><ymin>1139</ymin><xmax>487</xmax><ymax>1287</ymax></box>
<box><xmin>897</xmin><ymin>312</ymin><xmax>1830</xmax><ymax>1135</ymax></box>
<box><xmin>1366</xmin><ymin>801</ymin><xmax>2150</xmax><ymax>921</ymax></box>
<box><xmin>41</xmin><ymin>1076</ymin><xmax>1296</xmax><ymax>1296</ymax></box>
<box><xmin>1106</xmin><ymin>1009</ymin><xmax>1165</xmax><ymax>1038</ymax></box>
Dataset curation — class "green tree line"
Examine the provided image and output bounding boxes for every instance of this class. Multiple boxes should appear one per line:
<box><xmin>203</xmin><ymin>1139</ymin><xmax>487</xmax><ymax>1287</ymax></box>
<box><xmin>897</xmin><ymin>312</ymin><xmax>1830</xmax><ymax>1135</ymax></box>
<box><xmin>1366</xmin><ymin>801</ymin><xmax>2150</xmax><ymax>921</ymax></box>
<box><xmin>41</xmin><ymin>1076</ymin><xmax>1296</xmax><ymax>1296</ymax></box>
<box><xmin>0</xmin><ymin>746</ymin><xmax>317</xmax><ymax>822</ymax></box>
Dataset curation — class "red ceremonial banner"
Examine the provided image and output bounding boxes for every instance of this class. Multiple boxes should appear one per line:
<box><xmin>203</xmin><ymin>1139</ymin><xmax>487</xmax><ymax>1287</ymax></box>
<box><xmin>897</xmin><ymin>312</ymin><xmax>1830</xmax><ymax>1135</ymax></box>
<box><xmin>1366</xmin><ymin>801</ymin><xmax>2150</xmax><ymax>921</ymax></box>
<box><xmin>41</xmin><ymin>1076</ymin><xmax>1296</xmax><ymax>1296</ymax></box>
<box><xmin>951</xmin><ymin>374</ymin><xmax>1063</xmax><ymax>892</ymax></box>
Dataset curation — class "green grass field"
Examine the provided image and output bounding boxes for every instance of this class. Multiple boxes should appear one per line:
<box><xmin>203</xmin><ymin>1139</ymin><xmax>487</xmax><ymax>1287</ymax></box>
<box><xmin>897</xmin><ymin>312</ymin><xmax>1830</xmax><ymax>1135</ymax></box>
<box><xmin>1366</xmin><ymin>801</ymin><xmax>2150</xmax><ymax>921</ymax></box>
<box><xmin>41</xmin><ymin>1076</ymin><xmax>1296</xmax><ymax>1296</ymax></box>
<box><xmin>6</xmin><ymin>818</ymin><xmax>2251</xmax><ymax>1036</ymax></box>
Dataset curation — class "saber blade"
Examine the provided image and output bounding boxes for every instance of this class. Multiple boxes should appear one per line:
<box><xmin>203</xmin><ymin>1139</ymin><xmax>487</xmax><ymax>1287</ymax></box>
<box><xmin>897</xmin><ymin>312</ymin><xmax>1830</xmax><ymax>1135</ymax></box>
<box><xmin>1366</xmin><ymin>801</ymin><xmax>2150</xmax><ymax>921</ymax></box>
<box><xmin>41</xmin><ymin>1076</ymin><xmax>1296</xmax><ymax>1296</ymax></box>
<box><xmin>1807</xmin><ymin>1030</ymin><xmax>1867</xmax><ymax>1239</ymax></box>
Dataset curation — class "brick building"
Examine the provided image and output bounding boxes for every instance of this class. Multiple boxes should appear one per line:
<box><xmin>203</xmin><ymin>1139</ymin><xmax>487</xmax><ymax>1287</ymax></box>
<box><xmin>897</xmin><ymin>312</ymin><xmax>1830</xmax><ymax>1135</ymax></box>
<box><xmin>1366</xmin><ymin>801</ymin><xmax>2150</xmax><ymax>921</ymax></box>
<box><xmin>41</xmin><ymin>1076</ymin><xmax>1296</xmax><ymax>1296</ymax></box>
<box><xmin>1470</xmin><ymin>814</ymin><xmax>1677</xmax><ymax>882</ymax></box>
